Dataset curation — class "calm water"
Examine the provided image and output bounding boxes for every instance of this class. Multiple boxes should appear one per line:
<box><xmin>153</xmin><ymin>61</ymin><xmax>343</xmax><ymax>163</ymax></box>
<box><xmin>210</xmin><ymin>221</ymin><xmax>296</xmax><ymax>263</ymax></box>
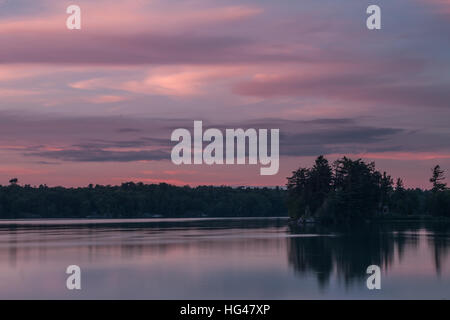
<box><xmin>0</xmin><ymin>217</ymin><xmax>449</xmax><ymax>299</ymax></box>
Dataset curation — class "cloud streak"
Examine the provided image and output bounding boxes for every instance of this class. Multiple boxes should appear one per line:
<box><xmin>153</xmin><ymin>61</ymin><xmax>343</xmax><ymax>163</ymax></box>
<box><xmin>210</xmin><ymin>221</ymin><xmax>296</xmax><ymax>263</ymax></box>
<box><xmin>0</xmin><ymin>111</ymin><xmax>410</xmax><ymax>163</ymax></box>
<box><xmin>233</xmin><ymin>67</ymin><xmax>450</xmax><ymax>109</ymax></box>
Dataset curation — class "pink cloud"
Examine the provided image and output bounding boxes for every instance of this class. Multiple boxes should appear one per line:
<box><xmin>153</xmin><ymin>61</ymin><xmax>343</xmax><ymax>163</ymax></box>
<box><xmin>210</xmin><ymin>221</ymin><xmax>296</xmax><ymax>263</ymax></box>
<box><xmin>163</xmin><ymin>170</ymin><xmax>198</xmax><ymax>176</ymax></box>
<box><xmin>0</xmin><ymin>88</ymin><xmax>40</xmax><ymax>97</ymax></box>
<box><xmin>0</xmin><ymin>1</ymin><xmax>266</xmax><ymax>66</ymax></box>
<box><xmin>0</xmin><ymin>166</ymin><xmax>48</xmax><ymax>176</ymax></box>
<box><xmin>0</xmin><ymin>65</ymin><xmax>48</xmax><ymax>82</ymax></box>
<box><xmin>354</xmin><ymin>152</ymin><xmax>450</xmax><ymax>161</ymax></box>
<box><xmin>68</xmin><ymin>65</ymin><xmax>250</xmax><ymax>97</ymax></box>
<box><xmin>86</xmin><ymin>95</ymin><xmax>128</xmax><ymax>104</ymax></box>
<box><xmin>421</xmin><ymin>0</ymin><xmax>450</xmax><ymax>13</ymax></box>
<box><xmin>232</xmin><ymin>64</ymin><xmax>450</xmax><ymax>109</ymax></box>
<box><xmin>0</xmin><ymin>1</ymin><xmax>262</xmax><ymax>34</ymax></box>
<box><xmin>122</xmin><ymin>66</ymin><xmax>246</xmax><ymax>96</ymax></box>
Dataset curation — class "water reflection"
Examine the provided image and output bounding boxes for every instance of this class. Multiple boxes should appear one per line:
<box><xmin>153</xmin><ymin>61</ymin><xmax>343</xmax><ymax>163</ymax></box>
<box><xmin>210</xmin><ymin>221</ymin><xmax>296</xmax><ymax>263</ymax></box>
<box><xmin>428</xmin><ymin>223</ymin><xmax>450</xmax><ymax>275</ymax></box>
<box><xmin>0</xmin><ymin>218</ymin><xmax>449</xmax><ymax>299</ymax></box>
<box><xmin>287</xmin><ymin>222</ymin><xmax>449</xmax><ymax>288</ymax></box>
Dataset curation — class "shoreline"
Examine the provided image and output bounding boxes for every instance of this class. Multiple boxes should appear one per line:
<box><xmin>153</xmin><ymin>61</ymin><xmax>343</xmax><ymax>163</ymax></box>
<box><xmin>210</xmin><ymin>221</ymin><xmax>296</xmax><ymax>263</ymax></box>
<box><xmin>288</xmin><ymin>215</ymin><xmax>450</xmax><ymax>226</ymax></box>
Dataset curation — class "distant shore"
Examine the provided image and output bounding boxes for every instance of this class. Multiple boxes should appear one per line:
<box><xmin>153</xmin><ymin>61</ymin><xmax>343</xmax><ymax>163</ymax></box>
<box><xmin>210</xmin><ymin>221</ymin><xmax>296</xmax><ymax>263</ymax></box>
<box><xmin>0</xmin><ymin>182</ymin><xmax>287</xmax><ymax>219</ymax></box>
<box><xmin>288</xmin><ymin>215</ymin><xmax>450</xmax><ymax>227</ymax></box>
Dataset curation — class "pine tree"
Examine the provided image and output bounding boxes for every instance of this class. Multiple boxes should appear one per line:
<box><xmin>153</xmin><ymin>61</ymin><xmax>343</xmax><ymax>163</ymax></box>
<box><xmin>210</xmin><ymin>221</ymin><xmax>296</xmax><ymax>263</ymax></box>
<box><xmin>430</xmin><ymin>165</ymin><xmax>447</xmax><ymax>192</ymax></box>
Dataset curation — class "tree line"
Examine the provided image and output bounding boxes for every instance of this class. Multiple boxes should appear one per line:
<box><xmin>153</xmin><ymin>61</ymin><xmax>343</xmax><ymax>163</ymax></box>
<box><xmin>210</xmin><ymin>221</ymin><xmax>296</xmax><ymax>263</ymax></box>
<box><xmin>0</xmin><ymin>181</ymin><xmax>286</xmax><ymax>219</ymax></box>
<box><xmin>1</xmin><ymin>156</ymin><xmax>449</xmax><ymax>220</ymax></box>
<box><xmin>287</xmin><ymin>156</ymin><xmax>450</xmax><ymax>223</ymax></box>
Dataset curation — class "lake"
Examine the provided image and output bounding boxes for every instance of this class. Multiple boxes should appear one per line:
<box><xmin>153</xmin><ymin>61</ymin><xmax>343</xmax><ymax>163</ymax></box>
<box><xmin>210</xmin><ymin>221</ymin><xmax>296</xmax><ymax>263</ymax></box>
<box><xmin>0</xmin><ymin>218</ymin><xmax>449</xmax><ymax>299</ymax></box>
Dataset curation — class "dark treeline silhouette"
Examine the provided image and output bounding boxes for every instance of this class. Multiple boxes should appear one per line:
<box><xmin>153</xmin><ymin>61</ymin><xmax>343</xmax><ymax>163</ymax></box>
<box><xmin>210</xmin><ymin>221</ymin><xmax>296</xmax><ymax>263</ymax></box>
<box><xmin>2</xmin><ymin>155</ymin><xmax>450</xmax><ymax>220</ymax></box>
<box><xmin>0</xmin><ymin>182</ymin><xmax>286</xmax><ymax>219</ymax></box>
<box><xmin>287</xmin><ymin>156</ymin><xmax>450</xmax><ymax>223</ymax></box>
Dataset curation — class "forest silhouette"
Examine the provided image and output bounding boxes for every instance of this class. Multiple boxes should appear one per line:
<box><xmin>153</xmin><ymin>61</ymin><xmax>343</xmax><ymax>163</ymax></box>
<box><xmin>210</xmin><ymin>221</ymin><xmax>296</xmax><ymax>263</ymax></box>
<box><xmin>287</xmin><ymin>156</ymin><xmax>450</xmax><ymax>223</ymax></box>
<box><xmin>0</xmin><ymin>156</ymin><xmax>449</xmax><ymax>220</ymax></box>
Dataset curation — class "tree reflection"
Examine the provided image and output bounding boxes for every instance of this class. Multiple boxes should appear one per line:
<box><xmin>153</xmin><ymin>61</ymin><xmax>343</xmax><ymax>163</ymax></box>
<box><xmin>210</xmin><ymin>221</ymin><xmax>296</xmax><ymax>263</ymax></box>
<box><xmin>287</xmin><ymin>223</ymin><xmax>432</xmax><ymax>288</ymax></box>
<box><xmin>427</xmin><ymin>222</ymin><xmax>450</xmax><ymax>275</ymax></box>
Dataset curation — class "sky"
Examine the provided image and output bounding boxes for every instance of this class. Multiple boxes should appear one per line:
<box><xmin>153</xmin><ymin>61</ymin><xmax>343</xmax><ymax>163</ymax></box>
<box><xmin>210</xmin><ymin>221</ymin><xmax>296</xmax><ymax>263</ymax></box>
<box><xmin>1</xmin><ymin>0</ymin><xmax>450</xmax><ymax>188</ymax></box>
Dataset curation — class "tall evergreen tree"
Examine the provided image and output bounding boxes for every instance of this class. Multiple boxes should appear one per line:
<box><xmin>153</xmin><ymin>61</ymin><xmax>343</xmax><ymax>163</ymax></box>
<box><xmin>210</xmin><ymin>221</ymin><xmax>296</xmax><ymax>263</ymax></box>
<box><xmin>430</xmin><ymin>165</ymin><xmax>447</xmax><ymax>192</ymax></box>
<box><xmin>309</xmin><ymin>155</ymin><xmax>332</xmax><ymax>213</ymax></box>
<box><xmin>286</xmin><ymin>167</ymin><xmax>311</xmax><ymax>218</ymax></box>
